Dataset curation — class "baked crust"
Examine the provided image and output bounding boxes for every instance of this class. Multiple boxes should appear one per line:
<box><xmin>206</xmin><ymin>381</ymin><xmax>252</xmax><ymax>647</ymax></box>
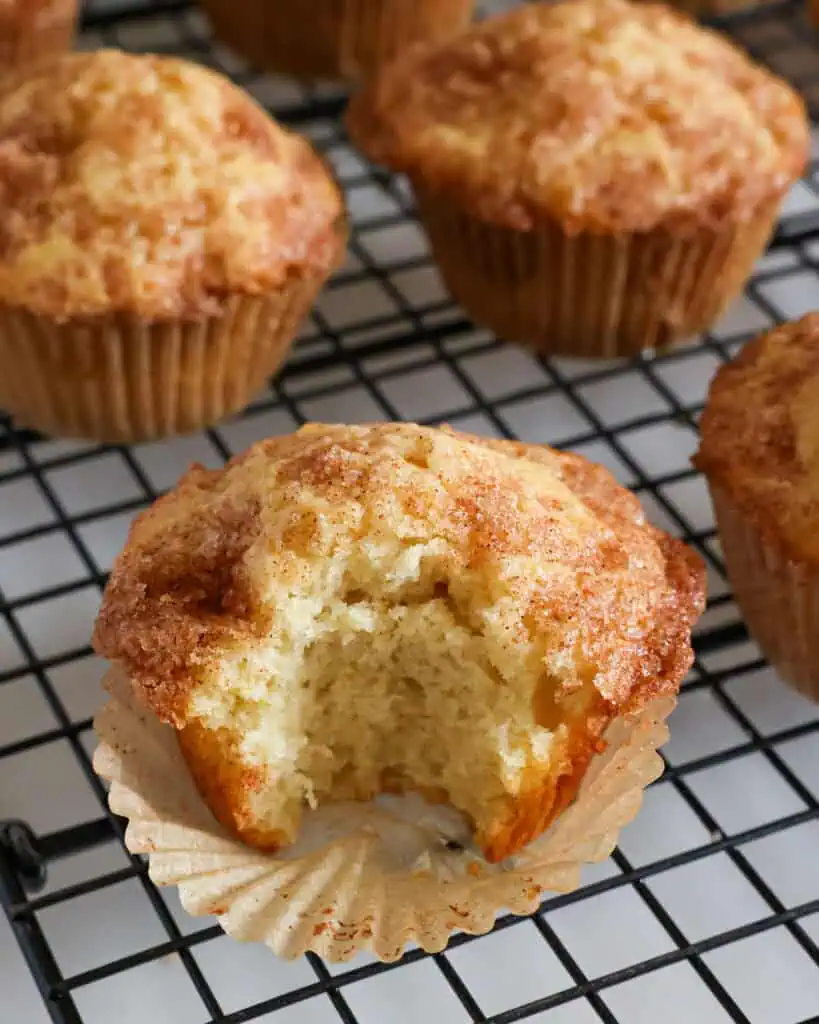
<box><xmin>95</xmin><ymin>423</ymin><xmax>704</xmax><ymax>860</ymax></box>
<box><xmin>0</xmin><ymin>50</ymin><xmax>345</xmax><ymax>321</ymax></box>
<box><xmin>346</xmin><ymin>0</ymin><xmax>808</xmax><ymax>235</ymax></box>
<box><xmin>695</xmin><ymin>314</ymin><xmax>819</xmax><ymax>565</ymax></box>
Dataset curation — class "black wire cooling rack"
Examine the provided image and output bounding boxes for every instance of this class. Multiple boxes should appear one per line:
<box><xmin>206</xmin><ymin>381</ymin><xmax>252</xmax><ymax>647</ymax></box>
<box><xmin>1</xmin><ymin>2</ymin><xmax>819</xmax><ymax>1023</ymax></box>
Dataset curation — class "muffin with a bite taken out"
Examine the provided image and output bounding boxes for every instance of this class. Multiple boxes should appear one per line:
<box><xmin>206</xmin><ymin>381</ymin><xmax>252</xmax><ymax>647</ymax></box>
<box><xmin>94</xmin><ymin>422</ymin><xmax>705</xmax><ymax>862</ymax></box>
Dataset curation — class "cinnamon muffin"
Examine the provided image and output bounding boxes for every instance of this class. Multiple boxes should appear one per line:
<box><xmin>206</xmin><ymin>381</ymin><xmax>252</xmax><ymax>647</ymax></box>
<box><xmin>696</xmin><ymin>316</ymin><xmax>819</xmax><ymax>702</ymax></box>
<box><xmin>347</xmin><ymin>0</ymin><xmax>808</xmax><ymax>358</ymax></box>
<box><xmin>94</xmin><ymin>422</ymin><xmax>704</xmax><ymax>863</ymax></box>
<box><xmin>0</xmin><ymin>50</ymin><xmax>346</xmax><ymax>443</ymax></box>
<box><xmin>0</xmin><ymin>0</ymin><xmax>77</xmax><ymax>70</ymax></box>
<box><xmin>201</xmin><ymin>0</ymin><xmax>475</xmax><ymax>83</ymax></box>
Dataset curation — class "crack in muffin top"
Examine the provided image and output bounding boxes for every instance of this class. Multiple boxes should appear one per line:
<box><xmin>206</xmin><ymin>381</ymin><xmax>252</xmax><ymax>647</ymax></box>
<box><xmin>347</xmin><ymin>0</ymin><xmax>808</xmax><ymax>234</ymax></box>
<box><xmin>0</xmin><ymin>50</ymin><xmax>345</xmax><ymax>320</ymax></box>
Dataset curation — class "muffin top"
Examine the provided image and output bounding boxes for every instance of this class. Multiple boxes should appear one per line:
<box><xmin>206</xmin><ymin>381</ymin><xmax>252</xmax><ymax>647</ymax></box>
<box><xmin>94</xmin><ymin>422</ymin><xmax>704</xmax><ymax>727</ymax></box>
<box><xmin>0</xmin><ymin>50</ymin><xmax>345</xmax><ymax>320</ymax></box>
<box><xmin>347</xmin><ymin>0</ymin><xmax>808</xmax><ymax>234</ymax></box>
<box><xmin>696</xmin><ymin>315</ymin><xmax>819</xmax><ymax>563</ymax></box>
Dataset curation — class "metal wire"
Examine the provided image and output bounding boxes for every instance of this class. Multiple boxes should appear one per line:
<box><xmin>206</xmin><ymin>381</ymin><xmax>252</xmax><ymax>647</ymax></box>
<box><xmin>1</xmin><ymin>1</ymin><xmax>819</xmax><ymax>1022</ymax></box>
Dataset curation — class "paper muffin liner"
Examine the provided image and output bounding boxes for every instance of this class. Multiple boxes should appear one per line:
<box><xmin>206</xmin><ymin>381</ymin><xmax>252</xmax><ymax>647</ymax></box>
<box><xmin>0</xmin><ymin>0</ymin><xmax>77</xmax><ymax>68</ymax></box>
<box><xmin>0</xmin><ymin>279</ymin><xmax>321</xmax><ymax>444</ymax></box>
<box><xmin>413</xmin><ymin>186</ymin><xmax>780</xmax><ymax>358</ymax></box>
<box><xmin>93</xmin><ymin>667</ymin><xmax>675</xmax><ymax>963</ymax></box>
<box><xmin>201</xmin><ymin>0</ymin><xmax>475</xmax><ymax>82</ymax></box>
<box><xmin>709</xmin><ymin>483</ymin><xmax>819</xmax><ymax>702</ymax></box>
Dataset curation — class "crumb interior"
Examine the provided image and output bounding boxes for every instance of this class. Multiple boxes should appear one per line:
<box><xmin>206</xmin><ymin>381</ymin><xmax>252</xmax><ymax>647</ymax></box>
<box><xmin>188</xmin><ymin>542</ymin><xmax>591</xmax><ymax>846</ymax></box>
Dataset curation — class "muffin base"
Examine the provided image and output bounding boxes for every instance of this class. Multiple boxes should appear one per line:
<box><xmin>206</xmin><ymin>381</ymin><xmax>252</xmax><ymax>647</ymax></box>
<box><xmin>0</xmin><ymin>282</ymin><xmax>318</xmax><ymax>444</ymax></box>
<box><xmin>0</xmin><ymin>0</ymin><xmax>77</xmax><ymax>68</ymax></box>
<box><xmin>94</xmin><ymin>666</ymin><xmax>675</xmax><ymax>962</ymax></box>
<box><xmin>710</xmin><ymin>484</ymin><xmax>819</xmax><ymax>703</ymax></box>
<box><xmin>414</xmin><ymin>187</ymin><xmax>780</xmax><ymax>358</ymax></box>
<box><xmin>201</xmin><ymin>0</ymin><xmax>475</xmax><ymax>82</ymax></box>
<box><xmin>176</xmin><ymin>685</ymin><xmax>611</xmax><ymax>863</ymax></box>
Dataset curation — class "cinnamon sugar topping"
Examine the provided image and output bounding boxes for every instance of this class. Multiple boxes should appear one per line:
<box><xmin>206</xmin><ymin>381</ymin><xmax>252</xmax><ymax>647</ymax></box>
<box><xmin>0</xmin><ymin>50</ymin><xmax>345</xmax><ymax>319</ymax></box>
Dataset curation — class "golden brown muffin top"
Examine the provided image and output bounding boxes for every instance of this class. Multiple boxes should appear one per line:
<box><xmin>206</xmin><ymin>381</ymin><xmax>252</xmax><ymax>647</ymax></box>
<box><xmin>696</xmin><ymin>315</ymin><xmax>819</xmax><ymax>563</ymax></box>
<box><xmin>347</xmin><ymin>0</ymin><xmax>808</xmax><ymax>234</ymax></box>
<box><xmin>94</xmin><ymin>422</ymin><xmax>704</xmax><ymax>727</ymax></box>
<box><xmin>0</xmin><ymin>50</ymin><xmax>345</xmax><ymax>320</ymax></box>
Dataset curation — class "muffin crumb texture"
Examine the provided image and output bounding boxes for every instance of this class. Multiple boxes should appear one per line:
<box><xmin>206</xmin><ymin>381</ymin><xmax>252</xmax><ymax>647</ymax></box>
<box><xmin>95</xmin><ymin>424</ymin><xmax>703</xmax><ymax>862</ymax></box>
<box><xmin>695</xmin><ymin>313</ymin><xmax>819</xmax><ymax>562</ymax></box>
<box><xmin>347</xmin><ymin>0</ymin><xmax>808</xmax><ymax>233</ymax></box>
<box><xmin>0</xmin><ymin>50</ymin><xmax>344</xmax><ymax>320</ymax></box>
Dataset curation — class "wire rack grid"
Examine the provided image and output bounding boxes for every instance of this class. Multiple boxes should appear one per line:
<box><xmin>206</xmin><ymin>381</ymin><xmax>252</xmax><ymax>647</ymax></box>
<box><xmin>0</xmin><ymin>1</ymin><xmax>818</xmax><ymax>1023</ymax></box>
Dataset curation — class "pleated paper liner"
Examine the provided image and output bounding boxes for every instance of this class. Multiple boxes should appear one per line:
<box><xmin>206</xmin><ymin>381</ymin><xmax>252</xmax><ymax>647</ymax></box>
<box><xmin>709</xmin><ymin>483</ymin><xmax>819</xmax><ymax>703</ymax></box>
<box><xmin>414</xmin><ymin>186</ymin><xmax>780</xmax><ymax>359</ymax></box>
<box><xmin>93</xmin><ymin>667</ymin><xmax>676</xmax><ymax>963</ymax></box>
<box><xmin>0</xmin><ymin>278</ymin><xmax>320</xmax><ymax>445</ymax></box>
<box><xmin>200</xmin><ymin>0</ymin><xmax>475</xmax><ymax>83</ymax></box>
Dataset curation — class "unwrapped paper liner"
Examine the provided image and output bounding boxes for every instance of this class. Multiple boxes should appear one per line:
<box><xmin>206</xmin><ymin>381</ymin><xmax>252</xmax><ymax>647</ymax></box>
<box><xmin>93</xmin><ymin>668</ymin><xmax>675</xmax><ymax>962</ymax></box>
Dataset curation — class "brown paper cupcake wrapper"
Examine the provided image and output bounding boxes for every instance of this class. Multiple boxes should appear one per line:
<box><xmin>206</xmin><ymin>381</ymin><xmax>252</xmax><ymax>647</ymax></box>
<box><xmin>0</xmin><ymin>280</ymin><xmax>320</xmax><ymax>444</ymax></box>
<box><xmin>414</xmin><ymin>187</ymin><xmax>780</xmax><ymax>358</ymax></box>
<box><xmin>709</xmin><ymin>484</ymin><xmax>819</xmax><ymax>702</ymax></box>
<box><xmin>201</xmin><ymin>0</ymin><xmax>475</xmax><ymax>82</ymax></box>
<box><xmin>93</xmin><ymin>667</ymin><xmax>675</xmax><ymax>962</ymax></box>
<box><xmin>0</xmin><ymin>0</ymin><xmax>77</xmax><ymax>67</ymax></box>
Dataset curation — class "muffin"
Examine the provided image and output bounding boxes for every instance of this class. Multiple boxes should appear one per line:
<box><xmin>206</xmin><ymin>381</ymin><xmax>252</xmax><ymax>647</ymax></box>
<box><xmin>0</xmin><ymin>0</ymin><xmax>77</xmax><ymax>69</ymax></box>
<box><xmin>347</xmin><ymin>0</ymin><xmax>808</xmax><ymax>358</ymax></box>
<box><xmin>0</xmin><ymin>50</ymin><xmax>346</xmax><ymax>443</ymax></box>
<box><xmin>201</xmin><ymin>0</ymin><xmax>475</xmax><ymax>83</ymax></box>
<box><xmin>695</xmin><ymin>316</ymin><xmax>819</xmax><ymax>702</ymax></box>
<box><xmin>94</xmin><ymin>422</ymin><xmax>704</xmax><ymax>863</ymax></box>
